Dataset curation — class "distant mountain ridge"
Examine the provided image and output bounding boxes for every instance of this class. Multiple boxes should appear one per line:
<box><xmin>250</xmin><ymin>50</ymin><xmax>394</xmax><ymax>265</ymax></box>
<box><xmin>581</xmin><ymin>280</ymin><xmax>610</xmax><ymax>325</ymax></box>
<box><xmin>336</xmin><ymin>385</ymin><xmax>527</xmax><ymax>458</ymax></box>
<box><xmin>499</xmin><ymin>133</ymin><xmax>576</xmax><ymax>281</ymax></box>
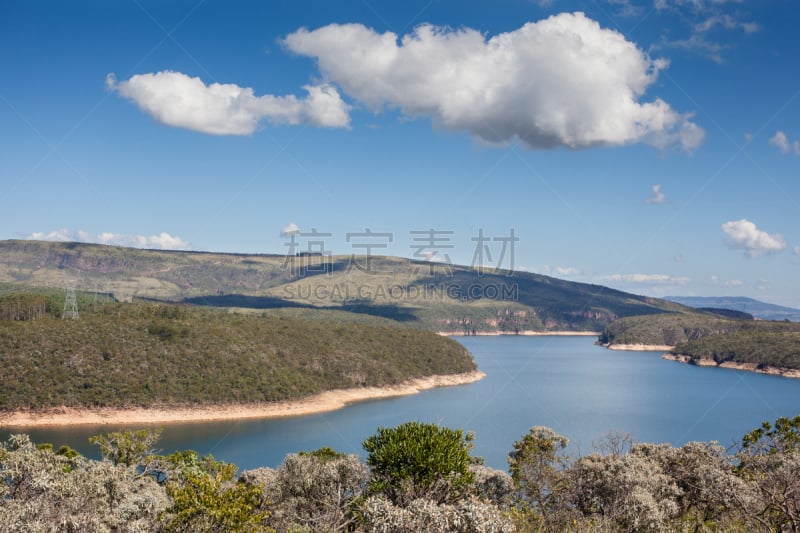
<box><xmin>0</xmin><ymin>239</ymin><xmax>690</xmax><ymax>332</ymax></box>
<box><xmin>665</xmin><ymin>296</ymin><xmax>800</xmax><ymax>322</ymax></box>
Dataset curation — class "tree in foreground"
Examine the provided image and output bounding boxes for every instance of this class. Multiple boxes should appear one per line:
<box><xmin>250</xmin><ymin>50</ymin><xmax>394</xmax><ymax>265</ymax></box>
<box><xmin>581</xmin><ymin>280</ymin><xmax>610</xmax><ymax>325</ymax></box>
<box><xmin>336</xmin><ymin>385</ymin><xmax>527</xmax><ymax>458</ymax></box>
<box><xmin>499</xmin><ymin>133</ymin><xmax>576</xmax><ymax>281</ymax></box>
<box><xmin>363</xmin><ymin>421</ymin><xmax>477</xmax><ymax>506</ymax></box>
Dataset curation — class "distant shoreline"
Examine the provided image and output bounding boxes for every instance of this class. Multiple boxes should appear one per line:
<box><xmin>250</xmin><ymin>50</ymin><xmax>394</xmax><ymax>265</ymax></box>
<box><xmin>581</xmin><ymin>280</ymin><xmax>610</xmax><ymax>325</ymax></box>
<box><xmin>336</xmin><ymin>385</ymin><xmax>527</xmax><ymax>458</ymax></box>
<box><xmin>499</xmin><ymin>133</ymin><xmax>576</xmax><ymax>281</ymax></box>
<box><xmin>662</xmin><ymin>354</ymin><xmax>800</xmax><ymax>379</ymax></box>
<box><xmin>439</xmin><ymin>330</ymin><xmax>600</xmax><ymax>337</ymax></box>
<box><xmin>603</xmin><ymin>343</ymin><xmax>675</xmax><ymax>352</ymax></box>
<box><xmin>0</xmin><ymin>371</ymin><xmax>485</xmax><ymax>428</ymax></box>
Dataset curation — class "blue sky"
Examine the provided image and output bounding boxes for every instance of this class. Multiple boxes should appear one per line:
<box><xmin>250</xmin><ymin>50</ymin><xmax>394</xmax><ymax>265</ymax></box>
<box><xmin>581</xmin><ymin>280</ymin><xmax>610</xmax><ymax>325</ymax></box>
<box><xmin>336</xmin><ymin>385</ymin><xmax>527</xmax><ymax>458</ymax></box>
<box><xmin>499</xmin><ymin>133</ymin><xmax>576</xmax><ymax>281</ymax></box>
<box><xmin>2</xmin><ymin>0</ymin><xmax>799</xmax><ymax>306</ymax></box>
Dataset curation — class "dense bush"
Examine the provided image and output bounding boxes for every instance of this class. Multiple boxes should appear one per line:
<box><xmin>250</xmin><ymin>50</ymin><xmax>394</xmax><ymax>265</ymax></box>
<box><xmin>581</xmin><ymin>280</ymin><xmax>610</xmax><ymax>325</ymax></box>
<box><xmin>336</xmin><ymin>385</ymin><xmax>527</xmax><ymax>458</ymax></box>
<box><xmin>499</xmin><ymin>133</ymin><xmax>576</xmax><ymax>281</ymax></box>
<box><xmin>363</xmin><ymin>421</ymin><xmax>477</xmax><ymax>506</ymax></box>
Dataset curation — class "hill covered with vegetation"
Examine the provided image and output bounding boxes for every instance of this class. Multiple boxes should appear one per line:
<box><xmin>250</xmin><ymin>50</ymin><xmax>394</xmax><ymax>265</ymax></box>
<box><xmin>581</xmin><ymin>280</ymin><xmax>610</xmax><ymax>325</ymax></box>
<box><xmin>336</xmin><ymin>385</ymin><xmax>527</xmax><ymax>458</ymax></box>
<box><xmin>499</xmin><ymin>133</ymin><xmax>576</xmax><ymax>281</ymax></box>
<box><xmin>600</xmin><ymin>312</ymin><xmax>800</xmax><ymax>371</ymax></box>
<box><xmin>598</xmin><ymin>312</ymin><xmax>749</xmax><ymax>347</ymax></box>
<box><xmin>0</xmin><ymin>297</ymin><xmax>476</xmax><ymax>412</ymax></box>
<box><xmin>0</xmin><ymin>239</ymin><xmax>688</xmax><ymax>333</ymax></box>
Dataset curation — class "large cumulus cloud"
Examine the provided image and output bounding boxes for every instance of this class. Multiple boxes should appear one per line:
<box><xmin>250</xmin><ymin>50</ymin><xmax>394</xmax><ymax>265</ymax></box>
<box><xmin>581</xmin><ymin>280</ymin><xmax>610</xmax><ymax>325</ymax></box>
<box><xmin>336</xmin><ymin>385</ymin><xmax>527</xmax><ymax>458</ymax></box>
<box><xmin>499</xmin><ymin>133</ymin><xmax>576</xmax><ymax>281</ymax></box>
<box><xmin>284</xmin><ymin>13</ymin><xmax>705</xmax><ymax>151</ymax></box>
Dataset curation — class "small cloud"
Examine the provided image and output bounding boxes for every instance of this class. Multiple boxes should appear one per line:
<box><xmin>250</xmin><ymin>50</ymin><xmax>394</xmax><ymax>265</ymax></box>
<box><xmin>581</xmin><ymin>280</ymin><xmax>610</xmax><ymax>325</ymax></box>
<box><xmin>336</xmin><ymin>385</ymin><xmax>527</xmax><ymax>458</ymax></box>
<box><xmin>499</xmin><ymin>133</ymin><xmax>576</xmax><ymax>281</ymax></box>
<box><xmin>770</xmin><ymin>131</ymin><xmax>790</xmax><ymax>154</ymax></box>
<box><xmin>554</xmin><ymin>266</ymin><xmax>580</xmax><ymax>277</ymax></box>
<box><xmin>756</xmin><ymin>279</ymin><xmax>769</xmax><ymax>291</ymax></box>
<box><xmin>654</xmin><ymin>0</ymin><xmax>758</xmax><ymax>62</ymax></box>
<box><xmin>282</xmin><ymin>222</ymin><xmax>301</xmax><ymax>236</ymax></box>
<box><xmin>794</xmin><ymin>245</ymin><xmax>800</xmax><ymax>255</ymax></box>
<box><xmin>710</xmin><ymin>275</ymin><xmax>719</xmax><ymax>284</ymax></box>
<box><xmin>673</xmin><ymin>254</ymin><xmax>684</xmax><ymax>262</ymax></box>
<box><xmin>601</xmin><ymin>273</ymin><xmax>690</xmax><ymax>284</ymax></box>
<box><xmin>417</xmin><ymin>250</ymin><xmax>451</xmax><ymax>263</ymax></box>
<box><xmin>725</xmin><ymin>279</ymin><xmax>743</xmax><ymax>287</ymax></box>
<box><xmin>605</xmin><ymin>0</ymin><xmax>646</xmax><ymax>18</ymax></box>
<box><xmin>722</xmin><ymin>219</ymin><xmax>786</xmax><ymax>257</ymax></box>
<box><xmin>525</xmin><ymin>265</ymin><xmax>581</xmax><ymax>277</ymax></box>
<box><xmin>23</xmin><ymin>229</ymin><xmax>191</xmax><ymax>250</ymax></box>
<box><xmin>645</xmin><ymin>183</ymin><xmax>667</xmax><ymax>204</ymax></box>
<box><xmin>743</xmin><ymin>132</ymin><xmax>754</xmax><ymax>144</ymax></box>
<box><xmin>108</xmin><ymin>71</ymin><xmax>351</xmax><ymax>135</ymax></box>
<box><xmin>769</xmin><ymin>130</ymin><xmax>800</xmax><ymax>155</ymax></box>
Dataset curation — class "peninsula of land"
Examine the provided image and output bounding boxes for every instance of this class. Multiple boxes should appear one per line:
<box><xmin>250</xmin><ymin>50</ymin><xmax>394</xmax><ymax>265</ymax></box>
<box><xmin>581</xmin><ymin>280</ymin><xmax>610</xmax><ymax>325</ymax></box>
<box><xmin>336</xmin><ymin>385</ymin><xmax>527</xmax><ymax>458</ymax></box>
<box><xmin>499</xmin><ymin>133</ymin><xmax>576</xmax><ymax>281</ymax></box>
<box><xmin>0</xmin><ymin>370</ymin><xmax>485</xmax><ymax>427</ymax></box>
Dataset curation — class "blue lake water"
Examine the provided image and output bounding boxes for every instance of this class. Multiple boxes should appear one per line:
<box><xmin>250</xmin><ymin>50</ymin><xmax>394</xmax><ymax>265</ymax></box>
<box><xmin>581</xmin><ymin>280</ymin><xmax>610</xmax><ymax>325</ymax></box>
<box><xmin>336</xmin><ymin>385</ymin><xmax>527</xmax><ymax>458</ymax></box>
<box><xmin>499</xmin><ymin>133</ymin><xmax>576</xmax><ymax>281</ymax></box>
<box><xmin>4</xmin><ymin>336</ymin><xmax>800</xmax><ymax>471</ymax></box>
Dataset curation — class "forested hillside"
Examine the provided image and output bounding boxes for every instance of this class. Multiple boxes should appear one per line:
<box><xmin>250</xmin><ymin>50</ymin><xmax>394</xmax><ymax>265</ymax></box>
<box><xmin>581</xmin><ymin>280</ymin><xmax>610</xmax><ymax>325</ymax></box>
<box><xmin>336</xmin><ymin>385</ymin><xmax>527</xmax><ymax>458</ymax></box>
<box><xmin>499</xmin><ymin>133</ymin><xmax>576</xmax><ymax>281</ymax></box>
<box><xmin>0</xmin><ymin>297</ymin><xmax>475</xmax><ymax>411</ymax></box>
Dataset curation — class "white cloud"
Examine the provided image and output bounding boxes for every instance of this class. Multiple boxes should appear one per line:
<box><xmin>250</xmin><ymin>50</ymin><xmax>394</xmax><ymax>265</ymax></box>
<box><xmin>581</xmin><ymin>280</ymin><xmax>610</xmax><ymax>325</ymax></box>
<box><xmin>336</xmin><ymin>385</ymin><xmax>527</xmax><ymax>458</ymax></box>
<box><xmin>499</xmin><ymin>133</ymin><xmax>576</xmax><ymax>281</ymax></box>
<box><xmin>24</xmin><ymin>229</ymin><xmax>191</xmax><ymax>250</ymax></box>
<box><xmin>284</xmin><ymin>14</ymin><xmax>704</xmax><ymax>151</ymax></box>
<box><xmin>794</xmin><ymin>245</ymin><xmax>800</xmax><ymax>255</ymax></box>
<box><xmin>525</xmin><ymin>265</ymin><xmax>582</xmax><ymax>277</ymax></box>
<box><xmin>282</xmin><ymin>222</ymin><xmax>301</xmax><ymax>236</ymax></box>
<box><xmin>770</xmin><ymin>130</ymin><xmax>790</xmax><ymax>154</ymax></box>
<box><xmin>554</xmin><ymin>266</ymin><xmax>580</xmax><ymax>277</ymax></box>
<box><xmin>645</xmin><ymin>183</ymin><xmax>667</xmax><ymax>204</ymax></box>
<box><xmin>725</xmin><ymin>279</ymin><xmax>743</xmax><ymax>287</ymax></box>
<box><xmin>710</xmin><ymin>275</ymin><xmax>719</xmax><ymax>284</ymax></box>
<box><xmin>605</xmin><ymin>0</ymin><xmax>646</xmax><ymax>18</ymax></box>
<box><xmin>769</xmin><ymin>130</ymin><xmax>800</xmax><ymax>155</ymax></box>
<box><xmin>722</xmin><ymin>219</ymin><xmax>786</xmax><ymax>257</ymax></box>
<box><xmin>108</xmin><ymin>71</ymin><xmax>350</xmax><ymax>135</ymax></box>
<box><xmin>655</xmin><ymin>0</ymin><xmax>758</xmax><ymax>62</ymax></box>
<box><xmin>601</xmin><ymin>273</ymin><xmax>690</xmax><ymax>284</ymax></box>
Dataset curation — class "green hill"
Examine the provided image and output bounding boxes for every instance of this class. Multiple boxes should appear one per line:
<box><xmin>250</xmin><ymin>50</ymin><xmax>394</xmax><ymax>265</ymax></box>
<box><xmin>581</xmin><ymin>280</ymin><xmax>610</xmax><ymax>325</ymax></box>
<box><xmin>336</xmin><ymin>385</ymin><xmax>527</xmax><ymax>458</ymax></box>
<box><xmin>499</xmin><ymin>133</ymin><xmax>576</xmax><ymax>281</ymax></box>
<box><xmin>598</xmin><ymin>312</ymin><xmax>749</xmax><ymax>347</ymax></box>
<box><xmin>0</xmin><ymin>240</ymin><xmax>687</xmax><ymax>333</ymax></box>
<box><xmin>0</xmin><ymin>298</ymin><xmax>476</xmax><ymax>411</ymax></box>
<box><xmin>600</xmin><ymin>312</ymin><xmax>800</xmax><ymax>371</ymax></box>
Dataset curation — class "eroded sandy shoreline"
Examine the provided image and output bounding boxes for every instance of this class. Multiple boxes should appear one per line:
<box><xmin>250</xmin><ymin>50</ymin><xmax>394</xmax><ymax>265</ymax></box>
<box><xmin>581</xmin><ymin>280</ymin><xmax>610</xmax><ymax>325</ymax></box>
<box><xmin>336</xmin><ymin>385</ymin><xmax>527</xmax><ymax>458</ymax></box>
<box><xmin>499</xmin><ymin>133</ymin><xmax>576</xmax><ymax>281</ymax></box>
<box><xmin>0</xmin><ymin>370</ymin><xmax>486</xmax><ymax>428</ymax></box>
<box><xmin>439</xmin><ymin>330</ymin><xmax>600</xmax><ymax>337</ymax></box>
<box><xmin>662</xmin><ymin>354</ymin><xmax>800</xmax><ymax>379</ymax></box>
<box><xmin>604</xmin><ymin>343</ymin><xmax>676</xmax><ymax>352</ymax></box>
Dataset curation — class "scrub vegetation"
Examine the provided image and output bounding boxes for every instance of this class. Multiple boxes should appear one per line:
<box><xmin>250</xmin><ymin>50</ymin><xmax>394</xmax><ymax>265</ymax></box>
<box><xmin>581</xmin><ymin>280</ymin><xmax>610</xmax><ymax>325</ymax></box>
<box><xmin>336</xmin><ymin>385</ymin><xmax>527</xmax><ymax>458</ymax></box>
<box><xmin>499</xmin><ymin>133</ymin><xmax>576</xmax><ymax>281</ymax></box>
<box><xmin>3</xmin><ymin>416</ymin><xmax>800</xmax><ymax>532</ymax></box>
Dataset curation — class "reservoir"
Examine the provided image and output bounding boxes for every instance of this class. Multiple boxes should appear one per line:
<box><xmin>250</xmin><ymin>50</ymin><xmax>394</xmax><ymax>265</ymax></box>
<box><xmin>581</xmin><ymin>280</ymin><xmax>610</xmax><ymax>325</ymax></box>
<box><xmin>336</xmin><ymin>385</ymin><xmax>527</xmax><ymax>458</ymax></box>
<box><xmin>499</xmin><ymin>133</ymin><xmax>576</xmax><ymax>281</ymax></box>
<box><xmin>5</xmin><ymin>336</ymin><xmax>800</xmax><ymax>471</ymax></box>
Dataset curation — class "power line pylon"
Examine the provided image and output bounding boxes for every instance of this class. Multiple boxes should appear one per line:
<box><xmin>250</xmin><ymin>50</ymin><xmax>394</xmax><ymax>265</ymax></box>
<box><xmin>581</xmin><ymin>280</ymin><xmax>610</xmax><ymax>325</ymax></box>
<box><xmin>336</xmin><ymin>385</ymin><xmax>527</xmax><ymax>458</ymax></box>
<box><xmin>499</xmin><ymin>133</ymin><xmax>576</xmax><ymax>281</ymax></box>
<box><xmin>62</xmin><ymin>271</ymin><xmax>80</xmax><ymax>320</ymax></box>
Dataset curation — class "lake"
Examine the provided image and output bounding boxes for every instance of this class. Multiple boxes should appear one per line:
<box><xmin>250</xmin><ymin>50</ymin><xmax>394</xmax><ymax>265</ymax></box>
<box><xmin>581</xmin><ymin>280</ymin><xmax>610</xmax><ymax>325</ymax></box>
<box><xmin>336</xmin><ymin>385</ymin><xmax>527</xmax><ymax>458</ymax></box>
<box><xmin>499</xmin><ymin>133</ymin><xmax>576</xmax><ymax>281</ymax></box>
<box><xmin>4</xmin><ymin>336</ymin><xmax>800</xmax><ymax>471</ymax></box>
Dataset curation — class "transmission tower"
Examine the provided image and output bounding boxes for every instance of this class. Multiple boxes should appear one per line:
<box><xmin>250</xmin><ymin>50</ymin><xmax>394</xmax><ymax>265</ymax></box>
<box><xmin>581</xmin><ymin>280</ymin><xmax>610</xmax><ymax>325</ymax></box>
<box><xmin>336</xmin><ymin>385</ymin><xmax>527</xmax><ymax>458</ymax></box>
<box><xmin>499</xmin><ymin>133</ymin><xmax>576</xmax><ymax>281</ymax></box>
<box><xmin>62</xmin><ymin>272</ymin><xmax>80</xmax><ymax>320</ymax></box>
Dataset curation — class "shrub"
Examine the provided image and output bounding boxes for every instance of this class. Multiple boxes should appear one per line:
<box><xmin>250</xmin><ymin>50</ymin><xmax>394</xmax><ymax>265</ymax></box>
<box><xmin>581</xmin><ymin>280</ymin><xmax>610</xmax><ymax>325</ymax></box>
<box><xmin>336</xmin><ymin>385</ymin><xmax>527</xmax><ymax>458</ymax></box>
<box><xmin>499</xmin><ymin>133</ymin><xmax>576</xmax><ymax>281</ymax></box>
<box><xmin>363</xmin><ymin>421</ymin><xmax>477</xmax><ymax>505</ymax></box>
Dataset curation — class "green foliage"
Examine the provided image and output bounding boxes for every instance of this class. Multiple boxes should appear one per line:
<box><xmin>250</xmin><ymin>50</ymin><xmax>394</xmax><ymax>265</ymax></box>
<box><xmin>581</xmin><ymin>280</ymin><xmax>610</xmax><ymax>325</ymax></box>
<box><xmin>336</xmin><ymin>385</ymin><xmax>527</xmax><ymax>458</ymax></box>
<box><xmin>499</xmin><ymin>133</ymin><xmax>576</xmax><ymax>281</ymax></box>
<box><xmin>0</xmin><ymin>292</ymin><xmax>57</xmax><ymax>320</ymax></box>
<box><xmin>89</xmin><ymin>428</ymin><xmax>162</xmax><ymax>466</ymax></box>
<box><xmin>56</xmin><ymin>444</ymin><xmax>81</xmax><ymax>459</ymax></box>
<box><xmin>363</xmin><ymin>421</ymin><xmax>477</xmax><ymax>505</ymax></box>
<box><xmin>298</xmin><ymin>445</ymin><xmax>347</xmax><ymax>461</ymax></box>
<box><xmin>742</xmin><ymin>415</ymin><xmax>800</xmax><ymax>454</ymax></box>
<box><xmin>508</xmin><ymin>426</ymin><xmax>570</xmax><ymax>525</ymax></box>
<box><xmin>161</xmin><ymin>452</ymin><xmax>272</xmax><ymax>533</ymax></box>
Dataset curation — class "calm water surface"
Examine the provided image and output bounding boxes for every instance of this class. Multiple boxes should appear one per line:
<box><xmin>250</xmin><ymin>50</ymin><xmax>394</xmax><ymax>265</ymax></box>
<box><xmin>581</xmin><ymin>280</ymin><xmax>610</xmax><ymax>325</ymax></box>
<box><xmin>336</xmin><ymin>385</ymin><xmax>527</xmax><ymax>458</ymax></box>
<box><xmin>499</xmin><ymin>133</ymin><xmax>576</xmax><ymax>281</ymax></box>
<box><xmin>5</xmin><ymin>336</ymin><xmax>800</xmax><ymax>470</ymax></box>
